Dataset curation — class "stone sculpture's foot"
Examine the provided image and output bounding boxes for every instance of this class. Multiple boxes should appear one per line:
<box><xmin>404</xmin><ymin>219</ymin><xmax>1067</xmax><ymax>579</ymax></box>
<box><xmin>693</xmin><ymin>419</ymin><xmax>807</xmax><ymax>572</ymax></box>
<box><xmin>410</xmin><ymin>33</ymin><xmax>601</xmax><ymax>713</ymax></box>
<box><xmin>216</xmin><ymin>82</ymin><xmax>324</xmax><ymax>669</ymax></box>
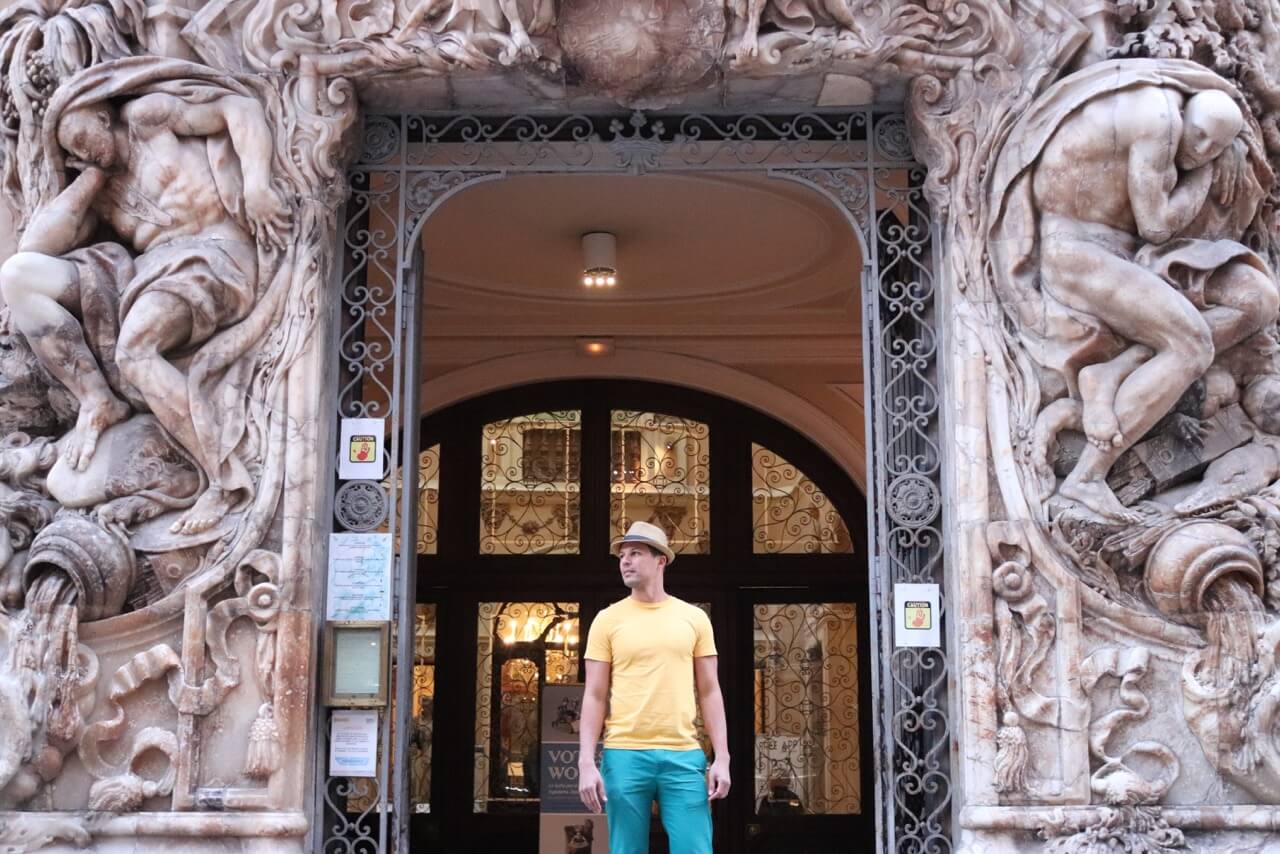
<box><xmin>64</xmin><ymin>396</ymin><xmax>131</xmax><ymax>472</ymax></box>
<box><xmin>512</xmin><ymin>33</ymin><xmax>537</xmax><ymax>61</ymax></box>
<box><xmin>170</xmin><ymin>485</ymin><xmax>237</xmax><ymax>536</ymax></box>
<box><xmin>1059</xmin><ymin>476</ymin><xmax>1142</xmax><ymax>524</ymax></box>
<box><xmin>1078</xmin><ymin>363</ymin><xmax>1125</xmax><ymax>451</ymax></box>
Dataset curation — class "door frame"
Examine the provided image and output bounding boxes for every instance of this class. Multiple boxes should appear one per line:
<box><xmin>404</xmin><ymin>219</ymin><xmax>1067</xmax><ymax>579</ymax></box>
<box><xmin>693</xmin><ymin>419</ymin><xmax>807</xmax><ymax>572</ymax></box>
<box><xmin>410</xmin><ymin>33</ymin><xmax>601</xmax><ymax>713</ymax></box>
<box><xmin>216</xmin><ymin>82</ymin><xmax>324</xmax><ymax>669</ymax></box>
<box><xmin>404</xmin><ymin>381</ymin><xmax>875</xmax><ymax>852</ymax></box>
<box><xmin>322</xmin><ymin>111</ymin><xmax>950</xmax><ymax>854</ymax></box>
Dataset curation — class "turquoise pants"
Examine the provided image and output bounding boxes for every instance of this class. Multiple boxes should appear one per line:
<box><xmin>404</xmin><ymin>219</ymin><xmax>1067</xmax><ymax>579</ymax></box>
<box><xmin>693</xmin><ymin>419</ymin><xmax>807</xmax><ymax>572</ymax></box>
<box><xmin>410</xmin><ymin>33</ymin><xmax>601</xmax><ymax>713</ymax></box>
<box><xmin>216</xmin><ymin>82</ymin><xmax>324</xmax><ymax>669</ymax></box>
<box><xmin>601</xmin><ymin>748</ymin><xmax>713</xmax><ymax>854</ymax></box>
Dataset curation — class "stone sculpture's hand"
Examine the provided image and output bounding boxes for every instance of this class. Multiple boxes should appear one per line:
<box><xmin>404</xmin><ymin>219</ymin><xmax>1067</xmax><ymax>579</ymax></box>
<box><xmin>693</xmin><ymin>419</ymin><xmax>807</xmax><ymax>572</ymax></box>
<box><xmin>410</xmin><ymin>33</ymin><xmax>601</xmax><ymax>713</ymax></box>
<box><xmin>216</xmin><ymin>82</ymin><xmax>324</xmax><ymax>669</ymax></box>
<box><xmin>1169</xmin><ymin>413</ymin><xmax>1209</xmax><ymax>449</ymax></box>
<box><xmin>1210</xmin><ymin>145</ymin><xmax>1242</xmax><ymax>207</ymax></box>
<box><xmin>63</xmin><ymin>157</ymin><xmax>104</xmax><ymax>176</ymax></box>
<box><xmin>244</xmin><ymin>185</ymin><xmax>290</xmax><ymax>250</ymax></box>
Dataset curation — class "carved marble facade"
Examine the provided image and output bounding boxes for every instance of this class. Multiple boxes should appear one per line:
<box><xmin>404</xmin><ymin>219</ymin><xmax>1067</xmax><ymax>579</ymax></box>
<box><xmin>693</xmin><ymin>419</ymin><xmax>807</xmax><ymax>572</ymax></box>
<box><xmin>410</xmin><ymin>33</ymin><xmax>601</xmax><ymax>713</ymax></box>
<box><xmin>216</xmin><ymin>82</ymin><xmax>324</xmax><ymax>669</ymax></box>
<box><xmin>0</xmin><ymin>0</ymin><xmax>1276</xmax><ymax>851</ymax></box>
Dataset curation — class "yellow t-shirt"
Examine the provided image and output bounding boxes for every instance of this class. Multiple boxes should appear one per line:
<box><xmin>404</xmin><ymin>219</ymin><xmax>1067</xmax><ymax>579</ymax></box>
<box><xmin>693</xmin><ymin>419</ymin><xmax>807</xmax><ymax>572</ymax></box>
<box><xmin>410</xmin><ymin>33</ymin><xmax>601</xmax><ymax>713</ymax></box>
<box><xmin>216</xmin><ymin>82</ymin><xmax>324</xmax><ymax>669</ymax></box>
<box><xmin>584</xmin><ymin>595</ymin><xmax>717</xmax><ymax>750</ymax></box>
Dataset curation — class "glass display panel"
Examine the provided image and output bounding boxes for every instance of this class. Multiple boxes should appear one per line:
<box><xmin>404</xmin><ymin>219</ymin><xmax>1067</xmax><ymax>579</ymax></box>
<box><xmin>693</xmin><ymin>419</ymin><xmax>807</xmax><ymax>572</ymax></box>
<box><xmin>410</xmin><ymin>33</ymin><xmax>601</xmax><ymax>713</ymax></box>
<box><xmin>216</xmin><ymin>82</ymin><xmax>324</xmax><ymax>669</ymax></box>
<box><xmin>480</xmin><ymin>412</ymin><xmax>581</xmax><ymax>554</ymax></box>
<box><xmin>411</xmin><ymin>604</ymin><xmax>436</xmax><ymax>812</ymax></box>
<box><xmin>751</xmin><ymin>444</ymin><xmax>854</xmax><ymax>554</ymax></box>
<box><xmin>331</xmin><ymin>626</ymin><xmax>384</xmax><ymax>697</ymax></box>
<box><xmin>610</xmin><ymin>410</ymin><xmax>710</xmax><ymax>555</ymax></box>
<box><xmin>754</xmin><ymin>603</ymin><xmax>860</xmax><ymax>815</ymax></box>
<box><xmin>417</xmin><ymin>444</ymin><xmax>440</xmax><ymax>555</ymax></box>
<box><xmin>474</xmin><ymin>601</ymin><xmax>580</xmax><ymax>813</ymax></box>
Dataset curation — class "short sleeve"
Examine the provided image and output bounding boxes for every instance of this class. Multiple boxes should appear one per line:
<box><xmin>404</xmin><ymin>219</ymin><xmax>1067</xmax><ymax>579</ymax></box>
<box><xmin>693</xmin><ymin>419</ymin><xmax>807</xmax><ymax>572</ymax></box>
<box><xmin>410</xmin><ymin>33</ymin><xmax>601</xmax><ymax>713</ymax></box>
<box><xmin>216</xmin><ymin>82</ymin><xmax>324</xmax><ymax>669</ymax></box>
<box><xmin>584</xmin><ymin>609</ymin><xmax>613</xmax><ymax>662</ymax></box>
<box><xmin>692</xmin><ymin>608</ymin><xmax>717</xmax><ymax>658</ymax></box>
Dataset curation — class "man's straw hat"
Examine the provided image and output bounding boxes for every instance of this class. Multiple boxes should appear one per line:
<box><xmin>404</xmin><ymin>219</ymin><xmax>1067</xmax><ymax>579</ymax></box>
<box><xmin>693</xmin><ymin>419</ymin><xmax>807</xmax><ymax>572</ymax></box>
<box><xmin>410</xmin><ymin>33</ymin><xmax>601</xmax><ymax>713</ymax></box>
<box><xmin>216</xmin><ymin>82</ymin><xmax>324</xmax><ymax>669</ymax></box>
<box><xmin>610</xmin><ymin>521</ymin><xmax>675</xmax><ymax>563</ymax></box>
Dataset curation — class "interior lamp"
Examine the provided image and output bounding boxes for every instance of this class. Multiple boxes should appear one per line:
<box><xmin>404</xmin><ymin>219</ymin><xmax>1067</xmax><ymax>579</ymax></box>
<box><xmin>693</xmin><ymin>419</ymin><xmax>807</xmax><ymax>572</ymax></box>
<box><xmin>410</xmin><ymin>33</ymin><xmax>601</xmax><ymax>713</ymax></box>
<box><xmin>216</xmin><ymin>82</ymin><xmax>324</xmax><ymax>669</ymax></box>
<box><xmin>581</xmin><ymin>231</ymin><xmax>618</xmax><ymax>287</ymax></box>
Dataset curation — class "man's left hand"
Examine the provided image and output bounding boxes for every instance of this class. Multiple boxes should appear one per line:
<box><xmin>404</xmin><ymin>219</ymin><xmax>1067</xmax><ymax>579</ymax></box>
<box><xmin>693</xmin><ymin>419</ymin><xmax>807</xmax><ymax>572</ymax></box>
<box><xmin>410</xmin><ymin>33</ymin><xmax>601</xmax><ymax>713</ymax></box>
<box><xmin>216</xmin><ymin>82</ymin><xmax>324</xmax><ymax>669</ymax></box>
<box><xmin>245</xmin><ymin>186</ymin><xmax>291</xmax><ymax>250</ymax></box>
<box><xmin>707</xmin><ymin>757</ymin><xmax>731</xmax><ymax>800</ymax></box>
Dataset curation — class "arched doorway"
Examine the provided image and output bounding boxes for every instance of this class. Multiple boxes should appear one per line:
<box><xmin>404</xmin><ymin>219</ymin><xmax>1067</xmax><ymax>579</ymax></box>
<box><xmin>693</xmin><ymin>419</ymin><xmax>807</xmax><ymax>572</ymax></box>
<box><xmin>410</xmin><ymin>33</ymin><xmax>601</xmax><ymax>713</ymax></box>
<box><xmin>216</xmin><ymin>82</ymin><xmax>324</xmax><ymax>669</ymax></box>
<box><xmin>324</xmin><ymin>111</ymin><xmax>948</xmax><ymax>854</ymax></box>
<box><xmin>403</xmin><ymin>380</ymin><xmax>873</xmax><ymax>853</ymax></box>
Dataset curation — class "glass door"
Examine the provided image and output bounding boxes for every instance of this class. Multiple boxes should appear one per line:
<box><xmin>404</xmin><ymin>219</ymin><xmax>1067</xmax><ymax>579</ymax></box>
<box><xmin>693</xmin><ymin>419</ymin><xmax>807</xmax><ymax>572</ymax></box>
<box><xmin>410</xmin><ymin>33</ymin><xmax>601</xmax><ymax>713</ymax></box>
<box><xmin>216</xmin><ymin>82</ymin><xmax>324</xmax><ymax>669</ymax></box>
<box><xmin>738</xmin><ymin>594</ymin><xmax>872</xmax><ymax>853</ymax></box>
<box><xmin>472</xmin><ymin>600</ymin><xmax>582</xmax><ymax>813</ymax></box>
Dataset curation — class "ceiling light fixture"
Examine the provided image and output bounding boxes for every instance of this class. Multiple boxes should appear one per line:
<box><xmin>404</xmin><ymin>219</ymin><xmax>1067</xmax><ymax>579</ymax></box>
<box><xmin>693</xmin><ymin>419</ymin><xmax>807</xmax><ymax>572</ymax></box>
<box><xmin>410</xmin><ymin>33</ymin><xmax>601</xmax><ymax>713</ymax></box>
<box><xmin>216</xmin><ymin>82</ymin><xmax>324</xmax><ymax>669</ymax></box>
<box><xmin>581</xmin><ymin>231</ymin><xmax>617</xmax><ymax>288</ymax></box>
<box><xmin>577</xmin><ymin>337</ymin><xmax>615</xmax><ymax>357</ymax></box>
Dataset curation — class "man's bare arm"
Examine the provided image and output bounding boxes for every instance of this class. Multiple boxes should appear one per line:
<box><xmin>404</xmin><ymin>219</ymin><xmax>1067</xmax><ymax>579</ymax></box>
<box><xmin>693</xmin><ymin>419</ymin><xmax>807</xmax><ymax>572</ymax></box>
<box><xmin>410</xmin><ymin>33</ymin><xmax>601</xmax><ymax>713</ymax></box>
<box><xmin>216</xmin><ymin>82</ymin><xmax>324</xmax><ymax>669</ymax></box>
<box><xmin>126</xmin><ymin>93</ymin><xmax>274</xmax><ymax>184</ymax></box>
<box><xmin>1128</xmin><ymin>103</ymin><xmax>1213</xmax><ymax>244</ymax></box>
<box><xmin>19</xmin><ymin>168</ymin><xmax>107</xmax><ymax>255</ymax></box>
<box><xmin>577</xmin><ymin>659</ymin><xmax>610</xmax><ymax>813</ymax></box>
<box><xmin>694</xmin><ymin>655</ymin><xmax>731</xmax><ymax>799</ymax></box>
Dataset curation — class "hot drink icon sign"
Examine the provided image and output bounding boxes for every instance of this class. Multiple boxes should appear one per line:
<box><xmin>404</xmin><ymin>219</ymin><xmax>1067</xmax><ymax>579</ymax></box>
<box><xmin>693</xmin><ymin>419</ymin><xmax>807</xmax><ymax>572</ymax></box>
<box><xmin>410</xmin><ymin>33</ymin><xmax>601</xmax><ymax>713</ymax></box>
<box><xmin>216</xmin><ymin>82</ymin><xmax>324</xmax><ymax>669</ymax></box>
<box><xmin>905</xmin><ymin>601</ymin><xmax>931</xmax><ymax>630</ymax></box>
<box><xmin>349</xmin><ymin>435</ymin><xmax>376</xmax><ymax>463</ymax></box>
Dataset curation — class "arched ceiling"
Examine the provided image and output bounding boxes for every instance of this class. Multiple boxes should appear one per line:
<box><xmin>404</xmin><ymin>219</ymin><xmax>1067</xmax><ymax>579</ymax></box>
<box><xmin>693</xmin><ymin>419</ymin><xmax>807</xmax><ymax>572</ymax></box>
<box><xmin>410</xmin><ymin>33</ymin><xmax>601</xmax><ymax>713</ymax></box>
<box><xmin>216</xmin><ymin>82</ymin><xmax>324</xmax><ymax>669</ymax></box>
<box><xmin>419</xmin><ymin>171</ymin><xmax>869</xmax><ymax>483</ymax></box>
<box><xmin>422</xmin><ymin>173</ymin><xmax>851</xmax><ymax>307</ymax></box>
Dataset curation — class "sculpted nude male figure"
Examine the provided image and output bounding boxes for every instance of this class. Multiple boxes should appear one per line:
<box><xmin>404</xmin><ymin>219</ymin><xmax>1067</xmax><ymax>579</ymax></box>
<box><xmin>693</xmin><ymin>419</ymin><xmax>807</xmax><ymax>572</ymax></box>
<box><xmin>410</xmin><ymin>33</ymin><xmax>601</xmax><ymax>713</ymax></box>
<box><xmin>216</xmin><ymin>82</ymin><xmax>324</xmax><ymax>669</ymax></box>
<box><xmin>0</xmin><ymin>93</ymin><xmax>289</xmax><ymax>535</ymax></box>
<box><xmin>1033</xmin><ymin>88</ymin><xmax>1278</xmax><ymax>521</ymax></box>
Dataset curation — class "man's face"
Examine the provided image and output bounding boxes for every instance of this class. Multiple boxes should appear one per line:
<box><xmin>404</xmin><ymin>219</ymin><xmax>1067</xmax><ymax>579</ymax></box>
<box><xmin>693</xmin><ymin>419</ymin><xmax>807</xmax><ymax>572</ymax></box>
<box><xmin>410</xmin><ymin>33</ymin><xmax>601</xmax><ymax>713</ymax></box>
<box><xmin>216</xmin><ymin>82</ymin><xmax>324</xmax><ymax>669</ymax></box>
<box><xmin>57</xmin><ymin>106</ymin><xmax>116</xmax><ymax>169</ymax></box>
<box><xmin>618</xmin><ymin>544</ymin><xmax>664</xmax><ymax>588</ymax></box>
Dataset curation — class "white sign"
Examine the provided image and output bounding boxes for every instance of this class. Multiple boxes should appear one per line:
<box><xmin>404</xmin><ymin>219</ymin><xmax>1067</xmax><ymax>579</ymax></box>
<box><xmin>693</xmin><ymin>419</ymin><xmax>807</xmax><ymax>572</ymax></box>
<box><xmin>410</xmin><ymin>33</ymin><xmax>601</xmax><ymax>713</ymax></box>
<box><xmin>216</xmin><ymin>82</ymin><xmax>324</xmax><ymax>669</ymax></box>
<box><xmin>338</xmin><ymin>418</ymin><xmax>385</xmax><ymax>480</ymax></box>
<box><xmin>329</xmin><ymin>710</ymin><xmax>379</xmax><ymax>777</ymax></box>
<box><xmin>326</xmin><ymin>533</ymin><xmax>392</xmax><ymax>621</ymax></box>
<box><xmin>894</xmin><ymin>582</ymin><xmax>941</xmax><ymax>648</ymax></box>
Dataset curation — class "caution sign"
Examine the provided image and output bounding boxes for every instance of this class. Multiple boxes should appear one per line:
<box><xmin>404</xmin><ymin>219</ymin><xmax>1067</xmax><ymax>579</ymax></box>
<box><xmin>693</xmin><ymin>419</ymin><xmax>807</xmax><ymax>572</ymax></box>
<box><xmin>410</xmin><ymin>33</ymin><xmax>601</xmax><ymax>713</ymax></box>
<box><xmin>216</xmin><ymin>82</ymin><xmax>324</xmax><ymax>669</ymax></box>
<box><xmin>895</xmin><ymin>583</ymin><xmax>940</xmax><ymax>647</ymax></box>
<box><xmin>904</xmin><ymin>600</ymin><xmax>932</xmax><ymax>630</ymax></box>
<box><xmin>338</xmin><ymin>418</ymin><xmax>384</xmax><ymax>479</ymax></box>
<box><xmin>349</xmin><ymin>435</ymin><xmax>376</xmax><ymax>464</ymax></box>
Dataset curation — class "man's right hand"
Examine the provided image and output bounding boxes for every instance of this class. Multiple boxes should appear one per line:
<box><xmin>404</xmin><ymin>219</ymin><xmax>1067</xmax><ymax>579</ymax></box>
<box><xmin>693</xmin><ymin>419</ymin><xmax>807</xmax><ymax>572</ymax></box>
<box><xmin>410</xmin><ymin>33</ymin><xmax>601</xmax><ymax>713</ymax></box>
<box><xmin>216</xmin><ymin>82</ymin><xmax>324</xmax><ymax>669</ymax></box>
<box><xmin>64</xmin><ymin>158</ymin><xmax>106</xmax><ymax>178</ymax></box>
<box><xmin>578</xmin><ymin>762</ymin><xmax>607</xmax><ymax>813</ymax></box>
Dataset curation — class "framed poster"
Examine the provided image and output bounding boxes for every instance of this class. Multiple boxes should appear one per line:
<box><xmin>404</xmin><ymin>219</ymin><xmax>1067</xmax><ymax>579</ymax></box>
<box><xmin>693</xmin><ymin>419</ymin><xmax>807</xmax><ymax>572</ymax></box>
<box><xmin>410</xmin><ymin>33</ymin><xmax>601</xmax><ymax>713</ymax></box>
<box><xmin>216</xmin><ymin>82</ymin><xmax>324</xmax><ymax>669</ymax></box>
<box><xmin>328</xmin><ymin>710</ymin><xmax>378</xmax><ymax>777</ymax></box>
<box><xmin>326</xmin><ymin>532</ymin><xmax>392</xmax><ymax>621</ymax></box>
<box><xmin>540</xmin><ymin>683</ymin><xmax>609</xmax><ymax>852</ymax></box>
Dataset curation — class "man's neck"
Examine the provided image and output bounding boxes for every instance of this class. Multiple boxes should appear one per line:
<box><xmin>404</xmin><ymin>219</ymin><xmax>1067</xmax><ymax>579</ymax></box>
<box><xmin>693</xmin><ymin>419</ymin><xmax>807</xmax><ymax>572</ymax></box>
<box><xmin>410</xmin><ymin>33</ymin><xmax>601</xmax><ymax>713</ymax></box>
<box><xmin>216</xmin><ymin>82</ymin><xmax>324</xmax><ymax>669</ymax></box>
<box><xmin>629</xmin><ymin>581</ymin><xmax>668</xmax><ymax>604</ymax></box>
<box><xmin>113</xmin><ymin>128</ymin><xmax>131</xmax><ymax>170</ymax></box>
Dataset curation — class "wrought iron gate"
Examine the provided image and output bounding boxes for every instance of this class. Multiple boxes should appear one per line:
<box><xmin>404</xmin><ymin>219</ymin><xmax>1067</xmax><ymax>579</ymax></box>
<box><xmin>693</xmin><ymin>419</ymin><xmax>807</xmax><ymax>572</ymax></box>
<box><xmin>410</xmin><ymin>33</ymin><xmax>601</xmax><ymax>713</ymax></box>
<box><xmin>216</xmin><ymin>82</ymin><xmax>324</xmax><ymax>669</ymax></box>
<box><xmin>317</xmin><ymin>110</ymin><xmax>949</xmax><ymax>854</ymax></box>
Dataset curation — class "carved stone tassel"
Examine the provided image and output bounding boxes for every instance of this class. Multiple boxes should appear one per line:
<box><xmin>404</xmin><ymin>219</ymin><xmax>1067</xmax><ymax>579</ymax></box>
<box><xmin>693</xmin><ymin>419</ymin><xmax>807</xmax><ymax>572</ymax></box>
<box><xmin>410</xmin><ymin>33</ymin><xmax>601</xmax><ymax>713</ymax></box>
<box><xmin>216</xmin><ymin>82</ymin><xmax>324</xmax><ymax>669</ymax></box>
<box><xmin>993</xmin><ymin>712</ymin><xmax>1029</xmax><ymax>794</ymax></box>
<box><xmin>244</xmin><ymin>703</ymin><xmax>281</xmax><ymax>780</ymax></box>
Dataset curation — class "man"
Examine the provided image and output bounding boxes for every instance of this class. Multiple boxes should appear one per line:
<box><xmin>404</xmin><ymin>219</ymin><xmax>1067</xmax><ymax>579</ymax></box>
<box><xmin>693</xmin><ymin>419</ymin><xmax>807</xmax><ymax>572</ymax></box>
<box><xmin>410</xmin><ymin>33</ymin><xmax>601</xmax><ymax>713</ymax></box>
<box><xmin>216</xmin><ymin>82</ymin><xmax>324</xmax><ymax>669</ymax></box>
<box><xmin>990</xmin><ymin>60</ymin><xmax>1279</xmax><ymax>522</ymax></box>
<box><xmin>577</xmin><ymin>521</ymin><xmax>730</xmax><ymax>854</ymax></box>
<box><xmin>0</xmin><ymin>87</ymin><xmax>289</xmax><ymax>536</ymax></box>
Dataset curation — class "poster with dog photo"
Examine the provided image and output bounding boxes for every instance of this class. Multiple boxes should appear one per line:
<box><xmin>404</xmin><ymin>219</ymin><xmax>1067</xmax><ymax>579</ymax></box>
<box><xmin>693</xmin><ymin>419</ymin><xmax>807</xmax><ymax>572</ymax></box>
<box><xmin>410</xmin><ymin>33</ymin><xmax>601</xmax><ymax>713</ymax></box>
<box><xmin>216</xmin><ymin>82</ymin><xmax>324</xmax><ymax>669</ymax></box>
<box><xmin>539</xmin><ymin>814</ymin><xmax>608</xmax><ymax>854</ymax></box>
<box><xmin>542</xmin><ymin>684</ymin><xmax>584</xmax><ymax>740</ymax></box>
<box><xmin>540</xmin><ymin>684</ymin><xmax>609</xmax><ymax>852</ymax></box>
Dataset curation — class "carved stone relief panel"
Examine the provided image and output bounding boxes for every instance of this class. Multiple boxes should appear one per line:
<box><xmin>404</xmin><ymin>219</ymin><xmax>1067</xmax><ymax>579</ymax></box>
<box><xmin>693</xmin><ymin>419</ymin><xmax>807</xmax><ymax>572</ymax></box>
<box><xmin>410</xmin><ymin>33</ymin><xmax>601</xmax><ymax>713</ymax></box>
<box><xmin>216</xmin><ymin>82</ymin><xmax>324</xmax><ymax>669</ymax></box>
<box><xmin>0</xmin><ymin>0</ymin><xmax>355</xmax><ymax>849</ymax></box>
<box><xmin>906</xmin><ymin>0</ymin><xmax>1280</xmax><ymax>845</ymax></box>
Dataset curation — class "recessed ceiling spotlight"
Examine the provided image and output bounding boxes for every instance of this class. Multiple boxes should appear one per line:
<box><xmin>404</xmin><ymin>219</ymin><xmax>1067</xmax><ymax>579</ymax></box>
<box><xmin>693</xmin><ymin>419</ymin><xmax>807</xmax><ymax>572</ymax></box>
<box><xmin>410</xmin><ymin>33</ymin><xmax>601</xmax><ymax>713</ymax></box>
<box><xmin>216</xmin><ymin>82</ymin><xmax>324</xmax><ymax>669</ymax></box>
<box><xmin>576</xmin><ymin>337</ymin><xmax>615</xmax><ymax>357</ymax></box>
<box><xmin>582</xmin><ymin>231</ymin><xmax>617</xmax><ymax>288</ymax></box>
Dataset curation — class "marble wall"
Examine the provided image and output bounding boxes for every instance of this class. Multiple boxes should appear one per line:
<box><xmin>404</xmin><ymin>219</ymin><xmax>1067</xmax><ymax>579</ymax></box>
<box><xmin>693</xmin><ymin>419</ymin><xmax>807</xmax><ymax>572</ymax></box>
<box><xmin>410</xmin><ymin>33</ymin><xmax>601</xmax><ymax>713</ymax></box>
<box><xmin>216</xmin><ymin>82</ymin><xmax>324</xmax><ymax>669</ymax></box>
<box><xmin>0</xmin><ymin>0</ymin><xmax>1278</xmax><ymax>852</ymax></box>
